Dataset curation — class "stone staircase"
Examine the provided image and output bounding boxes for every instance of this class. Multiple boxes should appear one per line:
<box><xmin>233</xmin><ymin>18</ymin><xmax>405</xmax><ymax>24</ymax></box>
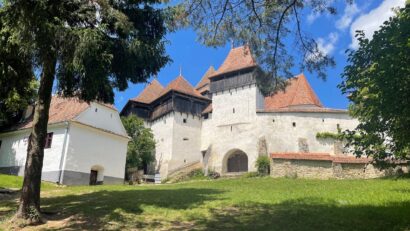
<box><xmin>167</xmin><ymin>161</ymin><xmax>203</xmax><ymax>179</ymax></box>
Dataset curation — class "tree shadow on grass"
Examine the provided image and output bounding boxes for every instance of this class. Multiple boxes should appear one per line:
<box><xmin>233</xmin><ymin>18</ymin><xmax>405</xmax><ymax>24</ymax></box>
<box><xmin>194</xmin><ymin>198</ymin><xmax>410</xmax><ymax>231</ymax></box>
<box><xmin>39</xmin><ymin>187</ymin><xmax>223</xmax><ymax>230</ymax></box>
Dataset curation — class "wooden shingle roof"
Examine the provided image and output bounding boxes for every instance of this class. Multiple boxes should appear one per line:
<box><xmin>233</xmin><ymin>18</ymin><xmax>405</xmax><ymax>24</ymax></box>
<box><xmin>196</xmin><ymin>66</ymin><xmax>216</xmax><ymax>94</ymax></box>
<box><xmin>131</xmin><ymin>79</ymin><xmax>164</xmax><ymax>104</ymax></box>
<box><xmin>209</xmin><ymin>45</ymin><xmax>257</xmax><ymax>78</ymax></box>
<box><xmin>159</xmin><ymin>75</ymin><xmax>208</xmax><ymax>100</ymax></box>
<box><xmin>264</xmin><ymin>73</ymin><xmax>322</xmax><ymax>109</ymax></box>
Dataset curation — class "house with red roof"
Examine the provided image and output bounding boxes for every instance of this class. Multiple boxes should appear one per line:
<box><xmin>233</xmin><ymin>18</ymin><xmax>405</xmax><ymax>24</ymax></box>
<box><xmin>121</xmin><ymin>46</ymin><xmax>387</xmax><ymax>179</ymax></box>
<box><xmin>0</xmin><ymin>97</ymin><xmax>129</xmax><ymax>185</ymax></box>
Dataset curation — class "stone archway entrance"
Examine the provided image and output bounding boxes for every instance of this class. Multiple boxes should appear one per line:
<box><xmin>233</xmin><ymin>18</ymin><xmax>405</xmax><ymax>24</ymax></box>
<box><xmin>225</xmin><ymin>150</ymin><xmax>248</xmax><ymax>173</ymax></box>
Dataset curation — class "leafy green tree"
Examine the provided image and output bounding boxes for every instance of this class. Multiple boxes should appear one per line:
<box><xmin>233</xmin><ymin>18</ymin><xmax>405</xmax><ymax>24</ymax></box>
<box><xmin>174</xmin><ymin>0</ymin><xmax>347</xmax><ymax>94</ymax></box>
<box><xmin>0</xmin><ymin>18</ymin><xmax>37</xmax><ymax>127</ymax></box>
<box><xmin>339</xmin><ymin>4</ymin><xmax>410</xmax><ymax>162</ymax></box>
<box><xmin>121</xmin><ymin>115</ymin><xmax>156</xmax><ymax>173</ymax></box>
<box><xmin>0</xmin><ymin>0</ymin><xmax>169</xmax><ymax>223</ymax></box>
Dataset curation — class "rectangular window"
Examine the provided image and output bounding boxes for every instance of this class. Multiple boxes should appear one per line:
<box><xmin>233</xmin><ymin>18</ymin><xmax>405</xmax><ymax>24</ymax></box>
<box><xmin>45</xmin><ymin>132</ymin><xmax>53</xmax><ymax>149</ymax></box>
<box><xmin>0</xmin><ymin>140</ymin><xmax>2</xmax><ymax>150</ymax></box>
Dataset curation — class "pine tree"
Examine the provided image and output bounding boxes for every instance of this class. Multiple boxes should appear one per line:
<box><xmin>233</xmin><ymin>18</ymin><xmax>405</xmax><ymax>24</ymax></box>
<box><xmin>0</xmin><ymin>0</ymin><xmax>169</xmax><ymax>223</ymax></box>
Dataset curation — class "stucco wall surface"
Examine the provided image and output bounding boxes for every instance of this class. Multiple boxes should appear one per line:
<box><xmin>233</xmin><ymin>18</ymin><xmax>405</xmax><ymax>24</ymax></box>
<box><xmin>170</xmin><ymin>113</ymin><xmax>202</xmax><ymax>172</ymax></box>
<box><xmin>148</xmin><ymin>113</ymin><xmax>175</xmax><ymax>177</ymax></box>
<box><xmin>0</xmin><ymin>124</ymin><xmax>68</xmax><ymax>182</ymax></box>
<box><xmin>62</xmin><ymin>122</ymin><xmax>127</xmax><ymax>183</ymax></box>
<box><xmin>75</xmin><ymin>103</ymin><xmax>127</xmax><ymax>137</ymax></box>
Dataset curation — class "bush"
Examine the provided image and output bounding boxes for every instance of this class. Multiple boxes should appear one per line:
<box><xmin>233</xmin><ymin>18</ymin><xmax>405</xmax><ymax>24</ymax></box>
<box><xmin>255</xmin><ymin>156</ymin><xmax>270</xmax><ymax>176</ymax></box>
<box><xmin>242</xmin><ymin>172</ymin><xmax>260</xmax><ymax>178</ymax></box>
<box><xmin>188</xmin><ymin>169</ymin><xmax>205</xmax><ymax>178</ymax></box>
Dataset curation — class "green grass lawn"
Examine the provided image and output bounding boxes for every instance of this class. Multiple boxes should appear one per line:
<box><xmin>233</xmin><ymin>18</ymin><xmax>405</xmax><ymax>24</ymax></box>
<box><xmin>1</xmin><ymin>174</ymin><xmax>410</xmax><ymax>230</ymax></box>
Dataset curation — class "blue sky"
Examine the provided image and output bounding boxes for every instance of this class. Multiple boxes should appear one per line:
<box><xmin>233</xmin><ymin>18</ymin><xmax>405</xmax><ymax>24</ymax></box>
<box><xmin>114</xmin><ymin>0</ymin><xmax>405</xmax><ymax>111</ymax></box>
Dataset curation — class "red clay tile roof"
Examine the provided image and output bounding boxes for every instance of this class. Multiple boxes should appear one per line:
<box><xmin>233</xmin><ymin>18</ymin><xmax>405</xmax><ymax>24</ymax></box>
<box><xmin>196</xmin><ymin>66</ymin><xmax>216</xmax><ymax>94</ymax></box>
<box><xmin>209</xmin><ymin>45</ymin><xmax>257</xmax><ymax>78</ymax></box>
<box><xmin>159</xmin><ymin>75</ymin><xmax>208</xmax><ymax>100</ymax></box>
<box><xmin>271</xmin><ymin>153</ymin><xmax>371</xmax><ymax>164</ymax></box>
<box><xmin>202</xmin><ymin>104</ymin><xmax>212</xmax><ymax>114</ymax></box>
<box><xmin>131</xmin><ymin>79</ymin><xmax>164</xmax><ymax>104</ymax></box>
<box><xmin>265</xmin><ymin>73</ymin><xmax>322</xmax><ymax>110</ymax></box>
<box><xmin>12</xmin><ymin>96</ymin><xmax>91</xmax><ymax>130</ymax></box>
<box><xmin>196</xmin><ymin>66</ymin><xmax>215</xmax><ymax>89</ymax></box>
<box><xmin>257</xmin><ymin>108</ymin><xmax>347</xmax><ymax>113</ymax></box>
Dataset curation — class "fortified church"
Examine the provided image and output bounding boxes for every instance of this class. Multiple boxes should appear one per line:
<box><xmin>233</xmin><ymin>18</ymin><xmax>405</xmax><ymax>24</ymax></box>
<box><xmin>121</xmin><ymin>46</ymin><xmax>377</xmax><ymax>179</ymax></box>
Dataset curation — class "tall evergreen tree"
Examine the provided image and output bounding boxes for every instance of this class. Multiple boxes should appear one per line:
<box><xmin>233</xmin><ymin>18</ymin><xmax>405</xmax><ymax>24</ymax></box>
<box><xmin>0</xmin><ymin>0</ymin><xmax>169</xmax><ymax>223</ymax></box>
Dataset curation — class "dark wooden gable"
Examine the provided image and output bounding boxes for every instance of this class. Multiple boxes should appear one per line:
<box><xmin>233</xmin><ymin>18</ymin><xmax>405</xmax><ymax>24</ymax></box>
<box><xmin>210</xmin><ymin>67</ymin><xmax>257</xmax><ymax>93</ymax></box>
<box><xmin>123</xmin><ymin>90</ymin><xmax>210</xmax><ymax>121</ymax></box>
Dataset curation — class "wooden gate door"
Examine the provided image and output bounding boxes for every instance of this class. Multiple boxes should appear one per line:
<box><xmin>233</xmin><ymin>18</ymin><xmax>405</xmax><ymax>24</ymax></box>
<box><xmin>90</xmin><ymin>170</ymin><xmax>98</xmax><ymax>185</ymax></box>
<box><xmin>227</xmin><ymin>152</ymin><xmax>248</xmax><ymax>172</ymax></box>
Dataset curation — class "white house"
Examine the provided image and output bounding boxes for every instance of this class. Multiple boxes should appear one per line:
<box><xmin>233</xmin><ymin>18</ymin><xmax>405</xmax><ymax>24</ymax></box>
<box><xmin>0</xmin><ymin>97</ymin><xmax>129</xmax><ymax>185</ymax></box>
<box><xmin>120</xmin><ymin>45</ymin><xmax>396</xmax><ymax>180</ymax></box>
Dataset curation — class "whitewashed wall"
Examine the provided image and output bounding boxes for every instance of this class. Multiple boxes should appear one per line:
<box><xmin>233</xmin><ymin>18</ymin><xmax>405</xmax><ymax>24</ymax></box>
<box><xmin>63</xmin><ymin>122</ymin><xmax>128</xmax><ymax>181</ymax></box>
<box><xmin>256</xmin><ymin>112</ymin><xmax>358</xmax><ymax>154</ymax></box>
<box><xmin>201</xmin><ymin>84</ymin><xmax>359</xmax><ymax>175</ymax></box>
<box><xmin>148</xmin><ymin>113</ymin><xmax>175</xmax><ymax>177</ymax></box>
<box><xmin>75</xmin><ymin>103</ymin><xmax>127</xmax><ymax>137</ymax></box>
<box><xmin>202</xmin><ymin>85</ymin><xmax>261</xmax><ymax>173</ymax></box>
<box><xmin>211</xmin><ymin>84</ymin><xmax>261</xmax><ymax>125</ymax></box>
<box><xmin>170</xmin><ymin>113</ymin><xmax>202</xmax><ymax>172</ymax></box>
<box><xmin>0</xmin><ymin>124</ymin><xmax>68</xmax><ymax>181</ymax></box>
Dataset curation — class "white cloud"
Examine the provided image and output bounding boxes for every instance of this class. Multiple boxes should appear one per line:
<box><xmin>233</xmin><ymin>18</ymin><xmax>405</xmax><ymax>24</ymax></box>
<box><xmin>349</xmin><ymin>0</ymin><xmax>405</xmax><ymax>49</ymax></box>
<box><xmin>306</xmin><ymin>0</ymin><xmax>335</xmax><ymax>25</ymax></box>
<box><xmin>307</xmin><ymin>12</ymin><xmax>320</xmax><ymax>25</ymax></box>
<box><xmin>336</xmin><ymin>2</ymin><xmax>360</xmax><ymax>30</ymax></box>
<box><xmin>317</xmin><ymin>32</ymin><xmax>339</xmax><ymax>56</ymax></box>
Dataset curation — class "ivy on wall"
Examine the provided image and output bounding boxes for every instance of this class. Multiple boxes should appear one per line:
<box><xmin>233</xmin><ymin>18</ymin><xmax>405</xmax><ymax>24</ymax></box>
<box><xmin>315</xmin><ymin>132</ymin><xmax>344</xmax><ymax>140</ymax></box>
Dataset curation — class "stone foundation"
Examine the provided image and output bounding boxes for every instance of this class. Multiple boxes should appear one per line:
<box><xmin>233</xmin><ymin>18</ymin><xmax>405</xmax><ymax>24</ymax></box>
<box><xmin>270</xmin><ymin>159</ymin><xmax>407</xmax><ymax>179</ymax></box>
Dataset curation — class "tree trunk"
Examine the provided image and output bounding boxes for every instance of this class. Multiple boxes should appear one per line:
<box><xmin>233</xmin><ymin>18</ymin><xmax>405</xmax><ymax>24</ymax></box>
<box><xmin>16</xmin><ymin>58</ymin><xmax>56</xmax><ymax>224</ymax></box>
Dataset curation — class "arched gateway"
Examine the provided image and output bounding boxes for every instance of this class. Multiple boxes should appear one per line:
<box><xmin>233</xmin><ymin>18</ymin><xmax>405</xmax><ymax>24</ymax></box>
<box><xmin>224</xmin><ymin>149</ymin><xmax>248</xmax><ymax>173</ymax></box>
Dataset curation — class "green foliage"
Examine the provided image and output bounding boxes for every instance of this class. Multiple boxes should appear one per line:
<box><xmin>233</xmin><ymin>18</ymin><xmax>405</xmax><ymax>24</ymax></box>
<box><xmin>255</xmin><ymin>156</ymin><xmax>270</xmax><ymax>176</ymax></box>
<box><xmin>0</xmin><ymin>0</ymin><xmax>170</xmax><ymax>104</ymax></box>
<box><xmin>0</xmin><ymin>13</ymin><xmax>38</xmax><ymax>126</ymax></box>
<box><xmin>242</xmin><ymin>172</ymin><xmax>261</xmax><ymax>178</ymax></box>
<box><xmin>175</xmin><ymin>0</ymin><xmax>342</xmax><ymax>94</ymax></box>
<box><xmin>316</xmin><ymin>132</ymin><xmax>344</xmax><ymax>140</ymax></box>
<box><xmin>339</xmin><ymin>5</ymin><xmax>410</xmax><ymax>161</ymax></box>
<box><xmin>166</xmin><ymin>169</ymin><xmax>209</xmax><ymax>183</ymax></box>
<box><xmin>122</xmin><ymin>115</ymin><xmax>156</xmax><ymax>170</ymax></box>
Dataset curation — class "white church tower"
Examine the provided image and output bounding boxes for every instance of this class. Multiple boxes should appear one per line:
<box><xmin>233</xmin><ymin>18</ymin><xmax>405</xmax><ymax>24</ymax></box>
<box><xmin>200</xmin><ymin>46</ymin><xmax>265</xmax><ymax>173</ymax></box>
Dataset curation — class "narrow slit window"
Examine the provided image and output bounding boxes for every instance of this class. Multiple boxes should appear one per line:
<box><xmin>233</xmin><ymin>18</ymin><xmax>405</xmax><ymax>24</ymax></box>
<box><xmin>45</xmin><ymin>132</ymin><xmax>53</xmax><ymax>149</ymax></box>
<box><xmin>292</xmin><ymin>122</ymin><xmax>296</xmax><ymax>127</ymax></box>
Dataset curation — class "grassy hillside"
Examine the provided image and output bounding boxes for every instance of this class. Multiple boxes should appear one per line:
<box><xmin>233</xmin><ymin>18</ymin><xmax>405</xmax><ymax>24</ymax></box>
<box><xmin>1</xmin><ymin>174</ymin><xmax>410</xmax><ymax>230</ymax></box>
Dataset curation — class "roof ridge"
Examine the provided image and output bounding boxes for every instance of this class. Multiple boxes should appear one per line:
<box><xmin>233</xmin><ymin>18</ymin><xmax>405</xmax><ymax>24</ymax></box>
<box><xmin>289</xmin><ymin>75</ymin><xmax>302</xmax><ymax>107</ymax></box>
<box><xmin>264</xmin><ymin>73</ymin><xmax>323</xmax><ymax>110</ymax></box>
<box><xmin>209</xmin><ymin>45</ymin><xmax>257</xmax><ymax>78</ymax></box>
<box><xmin>196</xmin><ymin>66</ymin><xmax>216</xmax><ymax>89</ymax></box>
<box><xmin>158</xmin><ymin>75</ymin><xmax>207</xmax><ymax>100</ymax></box>
<box><xmin>132</xmin><ymin>79</ymin><xmax>164</xmax><ymax>104</ymax></box>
